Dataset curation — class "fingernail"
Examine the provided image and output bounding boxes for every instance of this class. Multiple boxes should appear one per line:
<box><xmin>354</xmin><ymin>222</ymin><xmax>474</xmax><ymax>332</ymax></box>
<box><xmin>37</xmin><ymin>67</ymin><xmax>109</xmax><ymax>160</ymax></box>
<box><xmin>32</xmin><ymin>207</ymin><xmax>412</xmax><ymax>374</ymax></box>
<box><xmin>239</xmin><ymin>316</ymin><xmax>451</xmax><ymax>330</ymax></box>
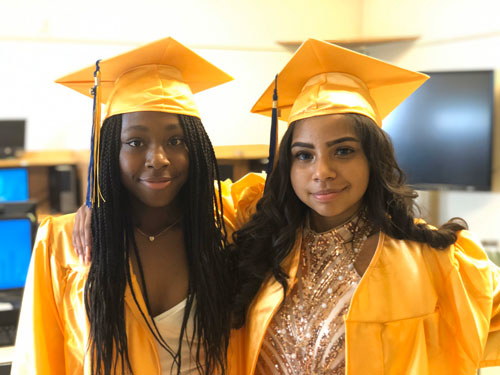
<box><xmin>79</xmin><ymin>254</ymin><xmax>84</xmax><ymax>265</ymax></box>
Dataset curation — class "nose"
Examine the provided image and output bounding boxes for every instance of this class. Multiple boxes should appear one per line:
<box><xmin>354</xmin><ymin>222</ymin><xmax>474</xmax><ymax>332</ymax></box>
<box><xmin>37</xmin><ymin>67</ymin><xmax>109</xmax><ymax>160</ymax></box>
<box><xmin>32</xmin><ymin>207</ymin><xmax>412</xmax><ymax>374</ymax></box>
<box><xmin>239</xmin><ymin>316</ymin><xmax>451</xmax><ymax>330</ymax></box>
<box><xmin>313</xmin><ymin>155</ymin><xmax>336</xmax><ymax>182</ymax></box>
<box><xmin>145</xmin><ymin>145</ymin><xmax>170</xmax><ymax>169</ymax></box>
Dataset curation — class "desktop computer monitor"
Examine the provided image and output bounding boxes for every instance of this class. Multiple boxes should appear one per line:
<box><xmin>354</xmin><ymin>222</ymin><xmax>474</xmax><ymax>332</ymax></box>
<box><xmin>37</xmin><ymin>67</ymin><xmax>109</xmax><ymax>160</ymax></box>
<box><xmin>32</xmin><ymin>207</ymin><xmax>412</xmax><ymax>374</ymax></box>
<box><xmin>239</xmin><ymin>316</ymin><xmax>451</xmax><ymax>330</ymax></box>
<box><xmin>0</xmin><ymin>196</ymin><xmax>36</xmax><ymax>349</ymax></box>
<box><xmin>0</xmin><ymin>219</ymin><xmax>33</xmax><ymax>290</ymax></box>
<box><xmin>0</xmin><ymin>168</ymin><xmax>29</xmax><ymax>202</ymax></box>
<box><xmin>0</xmin><ymin>120</ymin><xmax>25</xmax><ymax>159</ymax></box>
<box><xmin>0</xmin><ymin>201</ymin><xmax>37</xmax><ymax>291</ymax></box>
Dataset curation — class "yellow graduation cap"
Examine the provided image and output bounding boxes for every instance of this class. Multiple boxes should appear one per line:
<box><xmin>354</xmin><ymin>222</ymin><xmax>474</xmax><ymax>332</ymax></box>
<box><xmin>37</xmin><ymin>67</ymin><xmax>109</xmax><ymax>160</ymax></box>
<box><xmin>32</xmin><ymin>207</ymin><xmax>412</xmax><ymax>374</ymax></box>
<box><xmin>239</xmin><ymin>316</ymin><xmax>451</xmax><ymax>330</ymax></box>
<box><xmin>55</xmin><ymin>37</ymin><xmax>233</xmax><ymax>207</ymax></box>
<box><xmin>251</xmin><ymin>38</ymin><xmax>429</xmax><ymax>126</ymax></box>
<box><xmin>56</xmin><ymin>36</ymin><xmax>233</xmax><ymax>119</ymax></box>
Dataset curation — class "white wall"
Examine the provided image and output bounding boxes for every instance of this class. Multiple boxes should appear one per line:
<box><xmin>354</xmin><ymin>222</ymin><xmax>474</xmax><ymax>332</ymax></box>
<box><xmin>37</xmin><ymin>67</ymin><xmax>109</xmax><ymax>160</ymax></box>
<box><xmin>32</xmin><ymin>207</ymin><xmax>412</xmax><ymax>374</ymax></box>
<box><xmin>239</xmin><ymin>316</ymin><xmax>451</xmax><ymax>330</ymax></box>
<box><xmin>1</xmin><ymin>0</ymin><xmax>363</xmax><ymax>149</ymax></box>
<box><xmin>1</xmin><ymin>0</ymin><xmax>362</xmax><ymax>49</ymax></box>
<box><xmin>361</xmin><ymin>0</ymin><xmax>499</xmax><ymax>43</ymax></box>
<box><xmin>439</xmin><ymin>191</ymin><xmax>500</xmax><ymax>244</ymax></box>
<box><xmin>416</xmin><ymin>189</ymin><xmax>500</xmax><ymax>249</ymax></box>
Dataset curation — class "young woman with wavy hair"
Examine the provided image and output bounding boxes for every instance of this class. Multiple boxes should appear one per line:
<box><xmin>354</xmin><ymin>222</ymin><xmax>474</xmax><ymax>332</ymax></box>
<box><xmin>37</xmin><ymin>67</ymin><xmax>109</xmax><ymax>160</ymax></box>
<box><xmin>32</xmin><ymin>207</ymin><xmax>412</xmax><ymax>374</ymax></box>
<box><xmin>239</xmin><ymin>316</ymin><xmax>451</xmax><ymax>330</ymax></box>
<box><xmin>228</xmin><ymin>39</ymin><xmax>500</xmax><ymax>375</ymax></box>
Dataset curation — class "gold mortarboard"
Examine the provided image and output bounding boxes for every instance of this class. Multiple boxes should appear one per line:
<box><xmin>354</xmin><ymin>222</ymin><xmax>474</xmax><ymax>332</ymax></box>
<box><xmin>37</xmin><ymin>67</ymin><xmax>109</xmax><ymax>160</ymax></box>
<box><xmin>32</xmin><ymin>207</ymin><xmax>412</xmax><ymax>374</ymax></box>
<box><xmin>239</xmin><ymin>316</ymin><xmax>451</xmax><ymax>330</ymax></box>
<box><xmin>56</xmin><ymin>36</ymin><xmax>233</xmax><ymax>120</ymax></box>
<box><xmin>251</xmin><ymin>38</ymin><xmax>429</xmax><ymax>126</ymax></box>
<box><xmin>55</xmin><ymin>37</ymin><xmax>233</xmax><ymax>207</ymax></box>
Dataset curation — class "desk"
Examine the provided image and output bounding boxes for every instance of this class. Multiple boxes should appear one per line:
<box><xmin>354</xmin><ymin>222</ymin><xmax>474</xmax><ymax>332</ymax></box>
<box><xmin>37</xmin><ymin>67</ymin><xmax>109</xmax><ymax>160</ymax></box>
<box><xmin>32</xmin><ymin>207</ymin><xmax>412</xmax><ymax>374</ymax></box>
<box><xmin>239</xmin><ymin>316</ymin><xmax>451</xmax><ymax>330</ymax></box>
<box><xmin>0</xmin><ymin>345</ymin><xmax>13</xmax><ymax>365</ymax></box>
<box><xmin>0</xmin><ymin>150</ymin><xmax>89</xmax><ymax>216</ymax></box>
<box><xmin>213</xmin><ymin>144</ymin><xmax>268</xmax><ymax>180</ymax></box>
<box><xmin>0</xmin><ymin>150</ymin><xmax>88</xmax><ymax>168</ymax></box>
<box><xmin>0</xmin><ymin>346</ymin><xmax>12</xmax><ymax>375</ymax></box>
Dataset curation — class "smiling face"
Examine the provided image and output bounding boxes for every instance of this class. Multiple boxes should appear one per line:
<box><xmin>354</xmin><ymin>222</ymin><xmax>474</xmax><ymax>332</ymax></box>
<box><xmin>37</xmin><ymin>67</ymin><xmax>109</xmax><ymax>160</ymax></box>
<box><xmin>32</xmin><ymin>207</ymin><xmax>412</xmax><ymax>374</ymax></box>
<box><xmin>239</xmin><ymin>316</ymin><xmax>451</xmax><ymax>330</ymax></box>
<box><xmin>119</xmin><ymin>111</ymin><xmax>189</xmax><ymax>210</ymax></box>
<box><xmin>290</xmin><ymin>114</ymin><xmax>370</xmax><ymax>231</ymax></box>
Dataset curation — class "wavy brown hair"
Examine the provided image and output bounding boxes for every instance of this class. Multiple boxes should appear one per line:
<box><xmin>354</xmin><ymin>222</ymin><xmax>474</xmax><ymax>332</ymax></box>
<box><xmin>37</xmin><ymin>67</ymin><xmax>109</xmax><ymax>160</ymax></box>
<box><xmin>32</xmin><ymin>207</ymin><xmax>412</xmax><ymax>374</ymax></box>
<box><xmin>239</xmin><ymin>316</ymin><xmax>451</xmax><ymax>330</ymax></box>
<box><xmin>230</xmin><ymin>113</ymin><xmax>467</xmax><ymax>328</ymax></box>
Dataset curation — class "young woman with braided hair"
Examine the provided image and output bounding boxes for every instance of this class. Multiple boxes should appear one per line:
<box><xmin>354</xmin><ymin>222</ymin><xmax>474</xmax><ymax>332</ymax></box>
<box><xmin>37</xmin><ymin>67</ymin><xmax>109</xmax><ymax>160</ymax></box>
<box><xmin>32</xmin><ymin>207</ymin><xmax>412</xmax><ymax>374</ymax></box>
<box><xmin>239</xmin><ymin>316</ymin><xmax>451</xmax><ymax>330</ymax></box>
<box><xmin>86</xmin><ymin>113</ymin><xmax>230</xmax><ymax>375</ymax></box>
<box><xmin>12</xmin><ymin>38</ymin><xmax>235</xmax><ymax>375</ymax></box>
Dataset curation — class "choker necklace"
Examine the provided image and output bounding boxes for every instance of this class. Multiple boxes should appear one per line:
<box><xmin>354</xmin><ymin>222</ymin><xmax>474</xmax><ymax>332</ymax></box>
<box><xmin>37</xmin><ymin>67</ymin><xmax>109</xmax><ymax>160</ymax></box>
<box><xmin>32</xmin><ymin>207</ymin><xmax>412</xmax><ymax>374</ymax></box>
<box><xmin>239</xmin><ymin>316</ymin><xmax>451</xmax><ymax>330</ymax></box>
<box><xmin>135</xmin><ymin>216</ymin><xmax>183</xmax><ymax>242</ymax></box>
<box><xmin>304</xmin><ymin>209</ymin><xmax>374</xmax><ymax>261</ymax></box>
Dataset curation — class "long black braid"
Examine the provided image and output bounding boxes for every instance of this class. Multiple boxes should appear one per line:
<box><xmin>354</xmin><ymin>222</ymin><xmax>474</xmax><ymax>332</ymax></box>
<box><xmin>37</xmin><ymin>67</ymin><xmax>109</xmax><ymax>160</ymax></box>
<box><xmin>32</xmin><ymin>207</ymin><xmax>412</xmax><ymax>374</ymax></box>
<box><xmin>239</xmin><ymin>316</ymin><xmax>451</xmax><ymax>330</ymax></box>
<box><xmin>85</xmin><ymin>114</ymin><xmax>231</xmax><ymax>375</ymax></box>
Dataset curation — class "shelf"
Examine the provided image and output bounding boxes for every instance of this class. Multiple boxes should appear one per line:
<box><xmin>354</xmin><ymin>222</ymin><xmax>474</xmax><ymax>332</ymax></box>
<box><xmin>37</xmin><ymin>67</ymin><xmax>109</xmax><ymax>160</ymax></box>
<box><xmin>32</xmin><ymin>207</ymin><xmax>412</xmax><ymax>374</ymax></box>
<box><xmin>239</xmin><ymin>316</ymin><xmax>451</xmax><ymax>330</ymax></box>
<box><xmin>0</xmin><ymin>150</ymin><xmax>88</xmax><ymax>168</ymax></box>
<box><xmin>0</xmin><ymin>345</ymin><xmax>13</xmax><ymax>365</ymax></box>
<box><xmin>214</xmin><ymin>144</ymin><xmax>268</xmax><ymax>160</ymax></box>
<box><xmin>277</xmin><ymin>36</ymin><xmax>419</xmax><ymax>49</ymax></box>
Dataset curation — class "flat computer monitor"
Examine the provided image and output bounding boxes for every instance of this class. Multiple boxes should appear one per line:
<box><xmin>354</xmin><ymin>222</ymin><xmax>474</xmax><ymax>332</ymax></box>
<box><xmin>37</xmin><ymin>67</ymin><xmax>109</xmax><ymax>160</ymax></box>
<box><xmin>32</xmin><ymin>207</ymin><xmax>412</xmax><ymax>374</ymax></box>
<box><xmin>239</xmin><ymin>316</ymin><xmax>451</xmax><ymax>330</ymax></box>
<box><xmin>0</xmin><ymin>168</ymin><xmax>29</xmax><ymax>202</ymax></box>
<box><xmin>0</xmin><ymin>120</ymin><xmax>25</xmax><ymax>159</ymax></box>
<box><xmin>0</xmin><ymin>201</ymin><xmax>37</xmax><ymax>291</ymax></box>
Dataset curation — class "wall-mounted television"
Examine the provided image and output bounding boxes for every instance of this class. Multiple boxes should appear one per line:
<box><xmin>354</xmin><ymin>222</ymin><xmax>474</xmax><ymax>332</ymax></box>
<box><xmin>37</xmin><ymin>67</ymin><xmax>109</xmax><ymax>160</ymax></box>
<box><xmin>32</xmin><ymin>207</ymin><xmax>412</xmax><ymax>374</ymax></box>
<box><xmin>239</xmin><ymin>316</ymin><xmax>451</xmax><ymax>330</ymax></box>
<box><xmin>383</xmin><ymin>70</ymin><xmax>494</xmax><ymax>191</ymax></box>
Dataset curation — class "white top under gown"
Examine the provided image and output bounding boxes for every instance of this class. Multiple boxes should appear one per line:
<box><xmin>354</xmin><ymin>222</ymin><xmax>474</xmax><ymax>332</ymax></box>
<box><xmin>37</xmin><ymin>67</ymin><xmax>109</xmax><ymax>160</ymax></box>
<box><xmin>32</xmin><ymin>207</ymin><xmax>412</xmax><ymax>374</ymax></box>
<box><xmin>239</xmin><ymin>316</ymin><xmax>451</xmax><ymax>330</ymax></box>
<box><xmin>153</xmin><ymin>299</ymin><xmax>204</xmax><ymax>374</ymax></box>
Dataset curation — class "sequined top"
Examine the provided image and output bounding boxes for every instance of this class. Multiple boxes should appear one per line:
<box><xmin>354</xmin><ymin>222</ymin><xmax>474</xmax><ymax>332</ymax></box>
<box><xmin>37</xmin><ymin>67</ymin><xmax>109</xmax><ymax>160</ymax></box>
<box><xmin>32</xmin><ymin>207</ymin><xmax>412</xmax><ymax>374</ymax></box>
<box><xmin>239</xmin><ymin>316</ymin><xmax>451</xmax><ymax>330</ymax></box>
<box><xmin>255</xmin><ymin>214</ymin><xmax>370</xmax><ymax>375</ymax></box>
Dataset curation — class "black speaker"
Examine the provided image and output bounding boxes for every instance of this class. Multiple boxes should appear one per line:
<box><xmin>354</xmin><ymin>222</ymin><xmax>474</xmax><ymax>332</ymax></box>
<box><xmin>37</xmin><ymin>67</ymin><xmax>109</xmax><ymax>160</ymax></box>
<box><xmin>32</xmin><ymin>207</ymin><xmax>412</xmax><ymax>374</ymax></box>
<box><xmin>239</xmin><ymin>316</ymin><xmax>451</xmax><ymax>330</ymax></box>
<box><xmin>48</xmin><ymin>165</ymin><xmax>80</xmax><ymax>214</ymax></box>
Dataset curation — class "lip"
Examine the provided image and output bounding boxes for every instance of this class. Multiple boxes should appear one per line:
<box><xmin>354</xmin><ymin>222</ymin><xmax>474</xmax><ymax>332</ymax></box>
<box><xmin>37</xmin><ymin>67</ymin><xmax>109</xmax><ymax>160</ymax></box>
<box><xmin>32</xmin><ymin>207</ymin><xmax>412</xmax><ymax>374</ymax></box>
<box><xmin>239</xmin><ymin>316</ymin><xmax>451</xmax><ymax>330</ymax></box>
<box><xmin>139</xmin><ymin>177</ymin><xmax>172</xmax><ymax>190</ymax></box>
<box><xmin>311</xmin><ymin>188</ymin><xmax>346</xmax><ymax>202</ymax></box>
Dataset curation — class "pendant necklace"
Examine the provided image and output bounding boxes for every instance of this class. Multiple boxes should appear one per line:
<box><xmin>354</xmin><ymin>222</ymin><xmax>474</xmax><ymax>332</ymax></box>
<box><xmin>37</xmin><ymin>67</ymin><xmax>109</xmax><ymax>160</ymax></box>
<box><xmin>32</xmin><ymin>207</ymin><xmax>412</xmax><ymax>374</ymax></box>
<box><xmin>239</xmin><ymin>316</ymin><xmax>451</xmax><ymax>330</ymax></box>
<box><xmin>135</xmin><ymin>216</ymin><xmax>183</xmax><ymax>242</ymax></box>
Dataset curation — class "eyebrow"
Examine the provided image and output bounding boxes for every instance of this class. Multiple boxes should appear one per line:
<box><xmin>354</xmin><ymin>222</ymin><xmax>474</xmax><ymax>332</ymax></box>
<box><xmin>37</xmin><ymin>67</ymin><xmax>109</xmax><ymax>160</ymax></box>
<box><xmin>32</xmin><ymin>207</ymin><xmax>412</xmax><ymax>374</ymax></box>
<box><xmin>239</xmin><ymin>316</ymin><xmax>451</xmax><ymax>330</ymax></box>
<box><xmin>122</xmin><ymin>123</ymin><xmax>181</xmax><ymax>132</ymax></box>
<box><xmin>291</xmin><ymin>136</ymin><xmax>360</xmax><ymax>149</ymax></box>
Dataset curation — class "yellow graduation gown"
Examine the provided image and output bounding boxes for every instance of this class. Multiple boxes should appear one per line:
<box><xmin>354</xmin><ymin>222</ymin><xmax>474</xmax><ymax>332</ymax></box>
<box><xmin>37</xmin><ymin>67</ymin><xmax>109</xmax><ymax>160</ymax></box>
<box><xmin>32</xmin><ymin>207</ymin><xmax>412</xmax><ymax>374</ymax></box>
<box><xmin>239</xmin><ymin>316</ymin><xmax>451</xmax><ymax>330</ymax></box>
<box><xmin>10</xmin><ymin>175</ymin><xmax>267</xmax><ymax>375</ymax></box>
<box><xmin>11</xmin><ymin>214</ymin><xmax>168</xmax><ymax>374</ymax></box>
<box><xmin>228</xmin><ymin>229</ymin><xmax>500</xmax><ymax>375</ymax></box>
<box><xmin>222</xmin><ymin>175</ymin><xmax>500</xmax><ymax>375</ymax></box>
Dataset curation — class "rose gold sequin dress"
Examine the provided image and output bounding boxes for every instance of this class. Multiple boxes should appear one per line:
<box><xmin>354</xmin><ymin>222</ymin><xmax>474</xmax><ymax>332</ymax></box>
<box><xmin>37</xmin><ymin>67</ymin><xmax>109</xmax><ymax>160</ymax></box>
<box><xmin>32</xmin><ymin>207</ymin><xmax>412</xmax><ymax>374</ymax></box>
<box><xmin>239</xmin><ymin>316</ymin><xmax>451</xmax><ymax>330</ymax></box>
<box><xmin>255</xmin><ymin>215</ymin><xmax>369</xmax><ymax>375</ymax></box>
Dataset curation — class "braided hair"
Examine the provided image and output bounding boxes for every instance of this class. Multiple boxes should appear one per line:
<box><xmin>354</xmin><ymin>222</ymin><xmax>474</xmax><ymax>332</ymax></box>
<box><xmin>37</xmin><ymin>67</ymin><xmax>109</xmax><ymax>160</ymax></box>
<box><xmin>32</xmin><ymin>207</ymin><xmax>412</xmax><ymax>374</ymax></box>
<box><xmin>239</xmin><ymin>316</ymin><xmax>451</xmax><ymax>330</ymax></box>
<box><xmin>230</xmin><ymin>113</ymin><xmax>467</xmax><ymax>328</ymax></box>
<box><xmin>85</xmin><ymin>114</ymin><xmax>230</xmax><ymax>375</ymax></box>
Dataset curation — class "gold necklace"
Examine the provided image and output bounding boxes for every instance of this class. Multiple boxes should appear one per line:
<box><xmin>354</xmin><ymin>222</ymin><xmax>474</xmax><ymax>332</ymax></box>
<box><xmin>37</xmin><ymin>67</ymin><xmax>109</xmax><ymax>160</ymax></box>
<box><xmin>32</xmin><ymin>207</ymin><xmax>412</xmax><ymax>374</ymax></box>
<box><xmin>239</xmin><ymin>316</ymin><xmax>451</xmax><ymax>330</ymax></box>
<box><xmin>135</xmin><ymin>216</ymin><xmax>182</xmax><ymax>242</ymax></box>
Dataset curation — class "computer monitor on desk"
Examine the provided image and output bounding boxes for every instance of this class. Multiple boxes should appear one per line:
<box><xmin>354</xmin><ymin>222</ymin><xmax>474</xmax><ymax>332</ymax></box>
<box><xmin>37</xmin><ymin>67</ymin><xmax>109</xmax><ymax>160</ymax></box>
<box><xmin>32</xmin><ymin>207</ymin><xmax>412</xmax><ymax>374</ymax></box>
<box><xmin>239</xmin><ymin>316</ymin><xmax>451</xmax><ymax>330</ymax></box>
<box><xmin>0</xmin><ymin>120</ymin><xmax>25</xmax><ymax>159</ymax></box>
<box><xmin>0</xmin><ymin>201</ymin><xmax>37</xmax><ymax>348</ymax></box>
<box><xmin>0</xmin><ymin>168</ymin><xmax>29</xmax><ymax>203</ymax></box>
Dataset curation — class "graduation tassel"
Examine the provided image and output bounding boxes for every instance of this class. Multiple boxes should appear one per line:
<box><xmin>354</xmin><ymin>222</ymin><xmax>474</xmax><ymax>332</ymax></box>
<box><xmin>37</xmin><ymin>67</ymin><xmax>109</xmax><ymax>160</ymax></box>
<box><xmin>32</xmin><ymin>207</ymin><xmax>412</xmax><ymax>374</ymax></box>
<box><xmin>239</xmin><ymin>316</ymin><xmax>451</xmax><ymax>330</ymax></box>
<box><xmin>86</xmin><ymin>60</ymin><xmax>105</xmax><ymax>208</ymax></box>
<box><xmin>265</xmin><ymin>74</ymin><xmax>279</xmax><ymax>191</ymax></box>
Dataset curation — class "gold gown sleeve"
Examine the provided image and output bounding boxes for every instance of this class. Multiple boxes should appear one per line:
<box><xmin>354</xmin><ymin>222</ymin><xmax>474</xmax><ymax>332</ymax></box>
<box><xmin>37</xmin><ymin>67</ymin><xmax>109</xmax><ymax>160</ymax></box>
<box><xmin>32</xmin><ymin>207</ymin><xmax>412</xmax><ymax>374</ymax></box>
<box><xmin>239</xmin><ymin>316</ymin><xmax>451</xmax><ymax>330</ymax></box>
<box><xmin>445</xmin><ymin>230</ymin><xmax>500</xmax><ymax>368</ymax></box>
<box><xmin>478</xmin><ymin>246</ymin><xmax>500</xmax><ymax>366</ymax></box>
<box><xmin>10</xmin><ymin>217</ymin><xmax>67</xmax><ymax>374</ymax></box>
<box><xmin>216</xmin><ymin>173</ymin><xmax>266</xmax><ymax>238</ymax></box>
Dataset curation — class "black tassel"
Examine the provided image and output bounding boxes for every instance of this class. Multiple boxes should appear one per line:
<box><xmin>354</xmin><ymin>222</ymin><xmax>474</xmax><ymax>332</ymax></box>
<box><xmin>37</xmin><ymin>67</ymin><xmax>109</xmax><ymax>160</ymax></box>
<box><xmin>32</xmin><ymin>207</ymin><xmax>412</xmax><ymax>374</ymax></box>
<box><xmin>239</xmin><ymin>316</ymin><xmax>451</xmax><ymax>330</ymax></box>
<box><xmin>265</xmin><ymin>74</ymin><xmax>279</xmax><ymax>191</ymax></box>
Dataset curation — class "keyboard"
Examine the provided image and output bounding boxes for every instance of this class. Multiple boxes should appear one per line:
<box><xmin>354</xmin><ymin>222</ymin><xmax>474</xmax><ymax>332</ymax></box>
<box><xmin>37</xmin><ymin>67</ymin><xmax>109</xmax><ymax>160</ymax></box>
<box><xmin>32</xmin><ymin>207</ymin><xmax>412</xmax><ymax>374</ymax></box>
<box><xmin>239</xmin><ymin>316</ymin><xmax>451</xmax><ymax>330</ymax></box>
<box><xmin>0</xmin><ymin>324</ymin><xmax>16</xmax><ymax>347</ymax></box>
<box><xmin>0</xmin><ymin>290</ymin><xmax>23</xmax><ymax>310</ymax></box>
<box><xmin>0</xmin><ymin>290</ymin><xmax>22</xmax><ymax>347</ymax></box>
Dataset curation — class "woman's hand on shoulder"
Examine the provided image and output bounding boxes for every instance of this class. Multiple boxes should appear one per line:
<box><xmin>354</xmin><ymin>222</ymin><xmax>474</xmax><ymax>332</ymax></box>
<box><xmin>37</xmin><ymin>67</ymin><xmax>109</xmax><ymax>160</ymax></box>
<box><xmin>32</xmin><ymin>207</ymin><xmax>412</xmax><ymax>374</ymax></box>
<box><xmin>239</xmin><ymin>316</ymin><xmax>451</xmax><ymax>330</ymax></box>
<box><xmin>72</xmin><ymin>204</ymin><xmax>92</xmax><ymax>265</ymax></box>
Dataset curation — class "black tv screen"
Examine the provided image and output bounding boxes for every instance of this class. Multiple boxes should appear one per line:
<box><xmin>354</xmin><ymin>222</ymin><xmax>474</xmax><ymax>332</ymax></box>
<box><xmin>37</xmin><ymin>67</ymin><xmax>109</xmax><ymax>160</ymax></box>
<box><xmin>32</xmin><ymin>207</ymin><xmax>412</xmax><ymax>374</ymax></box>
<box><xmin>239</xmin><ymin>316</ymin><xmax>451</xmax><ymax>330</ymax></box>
<box><xmin>0</xmin><ymin>119</ymin><xmax>25</xmax><ymax>148</ymax></box>
<box><xmin>383</xmin><ymin>70</ymin><xmax>493</xmax><ymax>191</ymax></box>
